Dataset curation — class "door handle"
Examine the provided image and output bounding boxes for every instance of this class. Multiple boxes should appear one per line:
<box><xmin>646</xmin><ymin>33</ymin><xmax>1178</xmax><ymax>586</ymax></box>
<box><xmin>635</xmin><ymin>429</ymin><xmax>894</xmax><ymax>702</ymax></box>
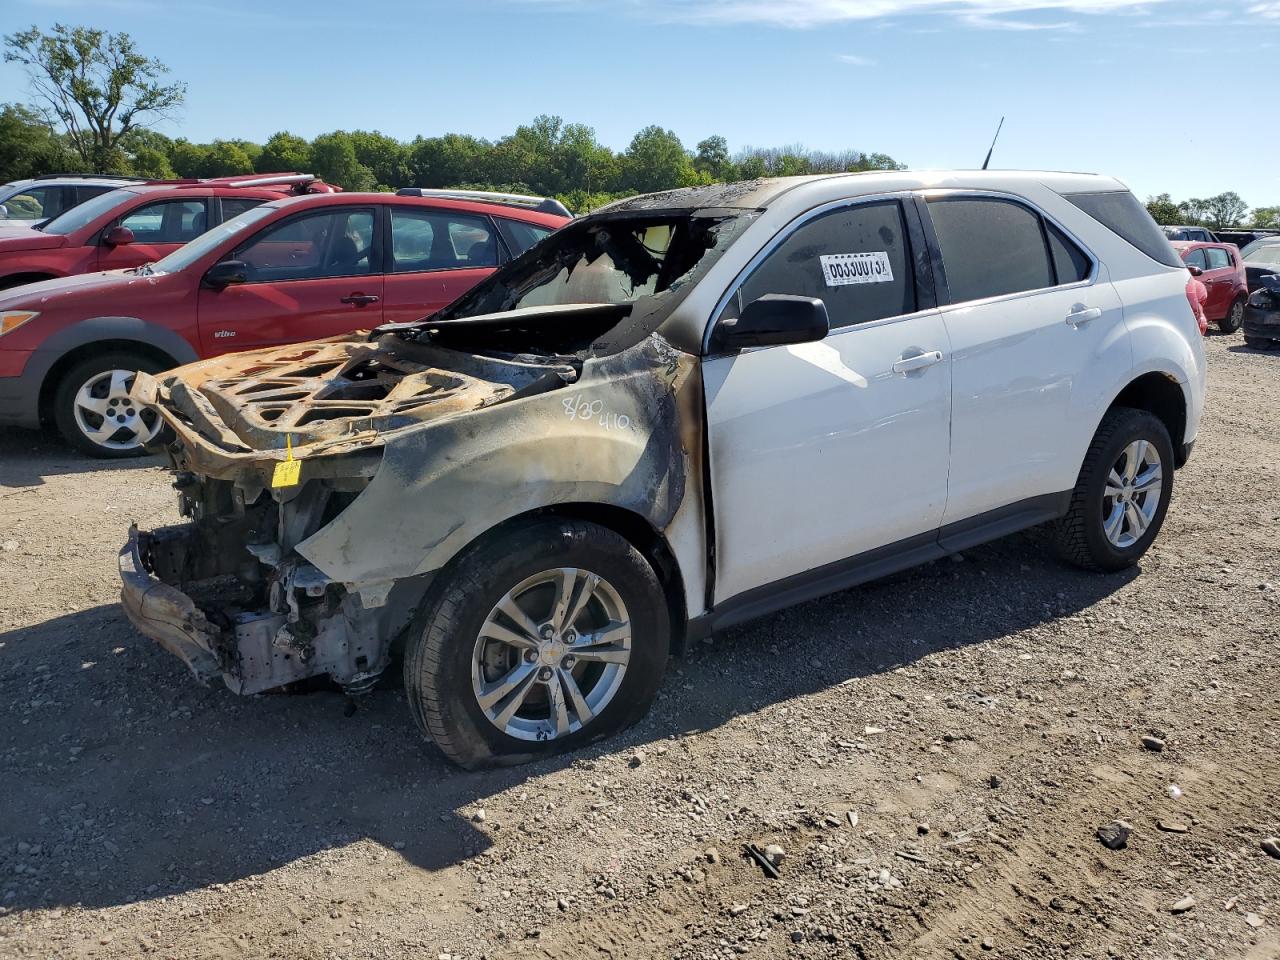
<box><xmin>892</xmin><ymin>350</ymin><xmax>943</xmax><ymax>374</ymax></box>
<box><xmin>341</xmin><ymin>294</ymin><xmax>380</xmax><ymax>307</ymax></box>
<box><xmin>1065</xmin><ymin>305</ymin><xmax>1102</xmax><ymax>326</ymax></box>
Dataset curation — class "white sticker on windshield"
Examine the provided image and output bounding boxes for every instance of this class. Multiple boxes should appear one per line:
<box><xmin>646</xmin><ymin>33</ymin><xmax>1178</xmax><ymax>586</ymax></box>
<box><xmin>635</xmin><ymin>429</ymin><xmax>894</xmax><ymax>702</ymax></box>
<box><xmin>821</xmin><ymin>252</ymin><xmax>894</xmax><ymax>286</ymax></box>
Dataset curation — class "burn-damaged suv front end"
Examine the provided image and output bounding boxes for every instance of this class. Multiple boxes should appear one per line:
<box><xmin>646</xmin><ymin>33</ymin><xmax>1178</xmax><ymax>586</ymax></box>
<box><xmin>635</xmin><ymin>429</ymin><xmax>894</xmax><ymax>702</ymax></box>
<box><xmin>120</xmin><ymin>194</ymin><xmax>760</xmax><ymax>703</ymax></box>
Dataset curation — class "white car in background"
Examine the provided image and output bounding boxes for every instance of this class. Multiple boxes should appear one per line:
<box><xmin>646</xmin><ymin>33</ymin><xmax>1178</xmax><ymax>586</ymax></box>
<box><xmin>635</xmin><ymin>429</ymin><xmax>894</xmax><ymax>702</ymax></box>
<box><xmin>121</xmin><ymin>170</ymin><xmax>1206</xmax><ymax>768</ymax></box>
<box><xmin>0</xmin><ymin>174</ymin><xmax>142</xmax><ymax>229</ymax></box>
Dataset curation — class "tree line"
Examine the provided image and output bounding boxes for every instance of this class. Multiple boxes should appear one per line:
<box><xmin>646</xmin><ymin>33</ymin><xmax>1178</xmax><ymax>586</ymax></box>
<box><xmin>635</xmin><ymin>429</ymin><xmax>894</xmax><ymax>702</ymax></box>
<box><xmin>1</xmin><ymin>25</ymin><xmax>904</xmax><ymax>214</ymax></box>
<box><xmin>1145</xmin><ymin>192</ymin><xmax>1279</xmax><ymax>231</ymax></box>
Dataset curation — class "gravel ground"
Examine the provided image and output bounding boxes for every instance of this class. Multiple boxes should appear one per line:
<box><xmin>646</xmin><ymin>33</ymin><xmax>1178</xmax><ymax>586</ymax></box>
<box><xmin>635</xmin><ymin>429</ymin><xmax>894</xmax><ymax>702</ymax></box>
<box><xmin>1</xmin><ymin>333</ymin><xmax>1277</xmax><ymax>960</ymax></box>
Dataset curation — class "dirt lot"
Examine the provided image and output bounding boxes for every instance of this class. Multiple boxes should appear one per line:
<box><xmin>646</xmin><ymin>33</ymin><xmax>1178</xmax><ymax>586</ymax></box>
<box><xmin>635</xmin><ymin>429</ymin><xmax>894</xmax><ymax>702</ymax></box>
<box><xmin>1</xmin><ymin>333</ymin><xmax>1277</xmax><ymax>960</ymax></box>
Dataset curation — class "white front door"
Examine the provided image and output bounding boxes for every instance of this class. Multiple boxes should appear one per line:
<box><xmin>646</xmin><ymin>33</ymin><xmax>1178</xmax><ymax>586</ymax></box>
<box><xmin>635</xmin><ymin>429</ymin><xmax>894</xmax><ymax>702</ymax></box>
<box><xmin>703</xmin><ymin>197</ymin><xmax>953</xmax><ymax>605</ymax></box>
<box><xmin>923</xmin><ymin>194</ymin><xmax>1128</xmax><ymax>524</ymax></box>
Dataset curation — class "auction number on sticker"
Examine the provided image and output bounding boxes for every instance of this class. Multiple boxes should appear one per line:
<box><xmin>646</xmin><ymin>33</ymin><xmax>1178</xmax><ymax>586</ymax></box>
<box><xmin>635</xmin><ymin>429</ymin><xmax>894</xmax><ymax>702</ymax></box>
<box><xmin>820</xmin><ymin>252</ymin><xmax>894</xmax><ymax>286</ymax></box>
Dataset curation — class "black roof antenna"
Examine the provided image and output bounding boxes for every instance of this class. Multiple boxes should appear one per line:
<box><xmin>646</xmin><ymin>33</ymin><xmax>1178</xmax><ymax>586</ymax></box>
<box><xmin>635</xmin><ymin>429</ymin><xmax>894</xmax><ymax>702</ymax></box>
<box><xmin>982</xmin><ymin>116</ymin><xmax>1005</xmax><ymax>171</ymax></box>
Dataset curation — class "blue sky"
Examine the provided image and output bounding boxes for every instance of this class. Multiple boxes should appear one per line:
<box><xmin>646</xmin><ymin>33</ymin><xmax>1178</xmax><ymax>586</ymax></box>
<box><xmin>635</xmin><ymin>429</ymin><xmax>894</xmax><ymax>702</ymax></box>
<box><xmin>3</xmin><ymin>0</ymin><xmax>1278</xmax><ymax>207</ymax></box>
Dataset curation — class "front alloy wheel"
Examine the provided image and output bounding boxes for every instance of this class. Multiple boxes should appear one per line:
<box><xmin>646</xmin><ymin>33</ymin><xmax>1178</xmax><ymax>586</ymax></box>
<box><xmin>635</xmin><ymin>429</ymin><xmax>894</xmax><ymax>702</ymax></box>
<box><xmin>405</xmin><ymin>518</ymin><xmax>670</xmax><ymax>768</ymax></box>
<box><xmin>472</xmin><ymin>568</ymin><xmax>632</xmax><ymax>742</ymax></box>
<box><xmin>1221</xmin><ymin>298</ymin><xmax>1245</xmax><ymax>334</ymax></box>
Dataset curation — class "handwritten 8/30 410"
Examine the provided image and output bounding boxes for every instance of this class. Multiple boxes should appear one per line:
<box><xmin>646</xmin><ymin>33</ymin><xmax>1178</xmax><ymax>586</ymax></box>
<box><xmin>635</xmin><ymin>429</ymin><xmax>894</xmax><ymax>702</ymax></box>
<box><xmin>562</xmin><ymin>394</ymin><xmax>632</xmax><ymax>431</ymax></box>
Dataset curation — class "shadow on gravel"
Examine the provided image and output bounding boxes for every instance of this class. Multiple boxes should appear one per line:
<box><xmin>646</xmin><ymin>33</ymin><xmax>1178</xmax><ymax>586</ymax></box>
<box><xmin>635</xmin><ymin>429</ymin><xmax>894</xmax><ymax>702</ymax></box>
<box><xmin>1228</xmin><ymin>343</ymin><xmax>1278</xmax><ymax>355</ymax></box>
<box><xmin>0</xmin><ymin>530</ymin><xmax>1136</xmax><ymax>912</ymax></box>
<box><xmin>0</xmin><ymin>428</ymin><xmax>160</xmax><ymax>488</ymax></box>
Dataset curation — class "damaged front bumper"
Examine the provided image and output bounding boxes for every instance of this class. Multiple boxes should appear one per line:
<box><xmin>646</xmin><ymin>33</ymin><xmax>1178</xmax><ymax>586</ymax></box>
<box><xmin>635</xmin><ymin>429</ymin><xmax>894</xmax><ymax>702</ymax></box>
<box><xmin>119</xmin><ymin>521</ymin><xmax>404</xmax><ymax>696</ymax></box>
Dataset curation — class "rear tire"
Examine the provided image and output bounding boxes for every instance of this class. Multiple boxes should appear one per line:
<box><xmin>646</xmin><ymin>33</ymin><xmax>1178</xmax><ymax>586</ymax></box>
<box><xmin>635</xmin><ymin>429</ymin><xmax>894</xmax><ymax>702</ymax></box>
<box><xmin>404</xmin><ymin>518</ymin><xmax>671</xmax><ymax>769</ymax></box>
<box><xmin>1220</xmin><ymin>296</ymin><xmax>1245</xmax><ymax>333</ymax></box>
<box><xmin>1053</xmin><ymin>407</ymin><xmax>1174</xmax><ymax>572</ymax></box>
<box><xmin>52</xmin><ymin>352</ymin><xmax>168</xmax><ymax>459</ymax></box>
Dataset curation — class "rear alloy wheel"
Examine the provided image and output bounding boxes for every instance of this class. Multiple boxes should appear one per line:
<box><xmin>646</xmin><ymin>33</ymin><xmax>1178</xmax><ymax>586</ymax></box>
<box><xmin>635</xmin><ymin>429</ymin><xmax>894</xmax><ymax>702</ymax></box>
<box><xmin>53</xmin><ymin>353</ymin><xmax>166</xmax><ymax>458</ymax></box>
<box><xmin>405</xmin><ymin>518</ymin><xmax>670</xmax><ymax>768</ymax></box>
<box><xmin>1053</xmin><ymin>407</ymin><xmax>1174</xmax><ymax>572</ymax></box>
<box><xmin>1220</xmin><ymin>297</ymin><xmax>1246</xmax><ymax>334</ymax></box>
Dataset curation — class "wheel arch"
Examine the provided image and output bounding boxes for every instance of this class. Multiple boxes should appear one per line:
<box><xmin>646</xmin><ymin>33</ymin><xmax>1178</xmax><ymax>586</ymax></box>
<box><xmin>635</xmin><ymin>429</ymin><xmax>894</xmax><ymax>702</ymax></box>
<box><xmin>440</xmin><ymin>502</ymin><xmax>690</xmax><ymax>654</ymax></box>
<box><xmin>1106</xmin><ymin>371</ymin><xmax>1189</xmax><ymax>467</ymax></box>
<box><xmin>34</xmin><ymin>318</ymin><xmax>198</xmax><ymax>423</ymax></box>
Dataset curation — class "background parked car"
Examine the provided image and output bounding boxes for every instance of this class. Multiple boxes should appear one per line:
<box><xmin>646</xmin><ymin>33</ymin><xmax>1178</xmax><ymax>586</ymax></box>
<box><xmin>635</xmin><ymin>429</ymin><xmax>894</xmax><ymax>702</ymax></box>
<box><xmin>1163</xmin><ymin>224</ymin><xmax>1219</xmax><ymax>242</ymax></box>
<box><xmin>1239</xmin><ymin>236</ymin><xmax>1280</xmax><ymax>292</ymax></box>
<box><xmin>0</xmin><ymin>173</ymin><xmax>334</xmax><ymax>290</ymax></box>
<box><xmin>1172</xmin><ymin>240</ymin><xmax>1248</xmax><ymax>332</ymax></box>
<box><xmin>0</xmin><ymin>174</ymin><xmax>145</xmax><ymax>229</ymax></box>
<box><xmin>0</xmin><ymin>189</ymin><xmax>568</xmax><ymax>456</ymax></box>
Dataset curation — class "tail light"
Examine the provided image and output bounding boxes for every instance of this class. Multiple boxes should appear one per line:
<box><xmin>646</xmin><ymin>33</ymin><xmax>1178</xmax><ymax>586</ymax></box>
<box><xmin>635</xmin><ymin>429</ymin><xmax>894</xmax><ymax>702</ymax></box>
<box><xmin>1184</xmin><ymin>277</ymin><xmax>1208</xmax><ymax>335</ymax></box>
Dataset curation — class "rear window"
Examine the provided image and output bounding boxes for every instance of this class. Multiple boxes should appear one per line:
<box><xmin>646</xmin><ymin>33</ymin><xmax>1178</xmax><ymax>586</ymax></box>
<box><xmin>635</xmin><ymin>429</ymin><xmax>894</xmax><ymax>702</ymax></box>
<box><xmin>1064</xmin><ymin>190</ymin><xmax>1182</xmax><ymax>268</ymax></box>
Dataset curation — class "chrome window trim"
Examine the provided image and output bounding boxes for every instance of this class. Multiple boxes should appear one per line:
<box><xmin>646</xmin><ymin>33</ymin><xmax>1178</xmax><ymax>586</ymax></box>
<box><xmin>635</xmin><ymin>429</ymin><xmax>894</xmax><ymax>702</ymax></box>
<box><xmin>704</xmin><ymin>191</ymin><xmax>920</xmax><ymax>354</ymax></box>
<box><xmin>919</xmin><ymin>188</ymin><xmax>1102</xmax><ymax>312</ymax></box>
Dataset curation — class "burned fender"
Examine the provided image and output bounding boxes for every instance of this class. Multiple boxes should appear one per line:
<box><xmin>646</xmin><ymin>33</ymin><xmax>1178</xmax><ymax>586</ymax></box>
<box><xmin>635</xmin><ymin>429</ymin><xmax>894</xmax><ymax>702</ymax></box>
<box><xmin>295</xmin><ymin>335</ymin><xmax>702</xmax><ymax>587</ymax></box>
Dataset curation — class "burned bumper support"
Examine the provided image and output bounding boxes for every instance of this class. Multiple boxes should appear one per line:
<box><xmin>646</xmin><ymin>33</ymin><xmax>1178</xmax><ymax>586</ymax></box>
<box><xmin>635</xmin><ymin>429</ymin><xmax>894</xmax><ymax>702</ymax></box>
<box><xmin>120</xmin><ymin>522</ymin><xmax>410</xmax><ymax>696</ymax></box>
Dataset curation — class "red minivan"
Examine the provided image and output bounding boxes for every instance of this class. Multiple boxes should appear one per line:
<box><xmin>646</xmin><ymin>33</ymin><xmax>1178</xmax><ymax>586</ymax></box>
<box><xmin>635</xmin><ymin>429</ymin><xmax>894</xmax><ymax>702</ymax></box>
<box><xmin>0</xmin><ymin>190</ymin><xmax>569</xmax><ymax>456</ymax></box>
<box><xmin>1172</xmin><ymin>240</ymin><xmax>1249</xmax><ymax>333</ymax></box>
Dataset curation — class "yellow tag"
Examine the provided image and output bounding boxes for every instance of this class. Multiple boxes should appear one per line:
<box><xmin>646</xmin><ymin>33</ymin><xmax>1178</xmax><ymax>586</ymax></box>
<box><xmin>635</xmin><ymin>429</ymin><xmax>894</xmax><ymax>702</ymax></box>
<box><xmin>271</xmin><ymin>434</ymin><xmax>301</xmax><ymax>488</ymax></box>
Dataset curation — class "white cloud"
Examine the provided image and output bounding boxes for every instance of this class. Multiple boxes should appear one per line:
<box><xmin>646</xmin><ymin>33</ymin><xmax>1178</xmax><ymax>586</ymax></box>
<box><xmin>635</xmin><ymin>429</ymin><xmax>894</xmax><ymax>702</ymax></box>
<box><xmin>1251</xmin><ymin>1</ymin><xmax>1280</xmax><ymax>17</ymax></box>
<box><xmin>578</xmin><ymin>0</ymin><xmax>1173</xmax><ymax>29</ymax></box>
<box><xmin>836</xmin><ymin>53</ymin><xmax>878</xmax><ymax>64</ymax></box>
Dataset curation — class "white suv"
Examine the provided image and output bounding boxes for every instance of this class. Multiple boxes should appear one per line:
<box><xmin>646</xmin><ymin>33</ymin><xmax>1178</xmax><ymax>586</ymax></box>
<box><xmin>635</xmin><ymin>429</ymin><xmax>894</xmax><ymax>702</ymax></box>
<box><xmin>122</xmin><ymin>170</ymin><xmax>1206</xmax><ymax>768</ymax></box>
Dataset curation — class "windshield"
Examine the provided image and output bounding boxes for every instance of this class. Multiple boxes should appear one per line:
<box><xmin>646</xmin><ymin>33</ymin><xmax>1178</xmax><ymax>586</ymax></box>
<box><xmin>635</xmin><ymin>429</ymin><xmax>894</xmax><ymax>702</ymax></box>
<box><xmin>423</xmin><ymin>211</ymin><xmax>755</xmax><ymax>355</ymax></box>
<box><xmin>150</xmin><ymin>203</ymin><xmax>278</xmax><ymax>274</ymax></box>
<box><xmin>1241</xmin><ymin>240</ymin><xmax>1280</xmax><ymax>265</ymax></box>
<box><xmin>40</xmin><ymin>189</ymin><xmax>135</xmax><ymax>235</ymax></box>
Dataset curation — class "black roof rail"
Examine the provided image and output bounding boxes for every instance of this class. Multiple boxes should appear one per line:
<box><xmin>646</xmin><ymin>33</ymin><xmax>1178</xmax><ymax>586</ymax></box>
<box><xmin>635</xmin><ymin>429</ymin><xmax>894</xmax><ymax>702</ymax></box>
<box><xmin>396</xmin><ymin>188</ymin><xmax>572</xmax><ymax>219</ymax></box>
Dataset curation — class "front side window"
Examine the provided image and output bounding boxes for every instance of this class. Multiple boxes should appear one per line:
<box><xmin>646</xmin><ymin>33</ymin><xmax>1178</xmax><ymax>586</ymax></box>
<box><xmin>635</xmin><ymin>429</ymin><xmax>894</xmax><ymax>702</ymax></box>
<box><xmin>929</xmin><ymin>197</ymin><xmax>1054</xmax><ymax>303</ymax></box>
<box><xmin>390</xmin><ymin>209</ymin><xmax>498</xmax><ymax>272</ymax></box>
<box><xmin>1205</xmin><ymin>247</ymin><xmax>1232</xmax><ymax>270</ymax></box>
<box><xmin>120</xmin><ymin>199</ymin><xmax>208</xmax><ymax>244</ymax></box>
<box><xmin>1183</xmin><ymin>248</ymin><xmax>1208</xmax><ymax>270</ymax></box>
<box><xmin>727</xmin><ymin>200</ymin><xmax>916</xmax><ymax>329</ymax></box>
<box><xmin>236</xmin><ymin>208</ymin><xmax>375</xmax><ymax>282</ymax></box>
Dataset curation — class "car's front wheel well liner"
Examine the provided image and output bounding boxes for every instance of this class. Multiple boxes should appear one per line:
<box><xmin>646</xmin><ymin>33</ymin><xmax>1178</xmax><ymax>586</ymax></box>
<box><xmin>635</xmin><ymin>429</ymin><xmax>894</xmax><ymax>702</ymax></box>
<box><xmin>39</xmin><ymin>339</ymin><xmax>178</xmax><ymax>424</ymax></box>
<box><xmin>441</xmin><ymin>503</ymin><xmax>689</xmax><ymax>655</ymax></box>
<box><xmin>1108</xmin><ymin>372</ymin><xmax>1188</xmax><ymax>466</ymax></box>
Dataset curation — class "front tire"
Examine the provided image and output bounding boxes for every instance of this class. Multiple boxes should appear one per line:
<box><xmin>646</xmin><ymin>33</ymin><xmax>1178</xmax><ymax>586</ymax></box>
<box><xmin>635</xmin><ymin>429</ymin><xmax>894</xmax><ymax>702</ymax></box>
<box><xmin>404</xmin><ymin>518</ymin><xmax>671</xmax><ymax>769</ymax></box>
<box><xmin>52</xmin><ymin>352</ymin><xmax>167</xmax><ymax>459</ymax></box>
<box><xmin>1053</xmin><ymin>407</ymin><xmax>1174</xmax><ymax>572</ymax></box>
<box><xmin>1220</xmin><ymin>296</ymin><xmax>1246</xmax><ymax>333</ymax></box>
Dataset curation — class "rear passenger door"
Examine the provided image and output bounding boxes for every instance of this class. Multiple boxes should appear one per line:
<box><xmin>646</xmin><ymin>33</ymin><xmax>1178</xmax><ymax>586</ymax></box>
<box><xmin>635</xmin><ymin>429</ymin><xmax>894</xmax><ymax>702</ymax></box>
<box><xmin>381</xmin><ymin>207</ymin><xmax>502</xmax><ymax>324</ymax></box>
<box><xmin>1200</xmin><ymin>245</ymin><xmax>1235</xmax><ymax>319</ymax></box>
<box><xmin>923</xmin><ymin>193</ymin><xmax>1125</xmax><ymax>525</ymax></box>
<box><xmin>95</xmin><ymin>198</ymin><xmax>210</xmax><ymax>271</ymax></box>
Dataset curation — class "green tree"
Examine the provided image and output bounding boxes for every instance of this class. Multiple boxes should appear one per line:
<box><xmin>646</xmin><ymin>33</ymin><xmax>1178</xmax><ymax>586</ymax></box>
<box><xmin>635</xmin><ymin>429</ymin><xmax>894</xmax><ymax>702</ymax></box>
<box><xmin>694</xmin><ymin>135</ymin><xmax>730</xmax><ymax>180</ymax></box>
<box><xmin>407</xmin><ymin>133</ymin><xmax>490</xmax><ymax>188</ymax></box>
<box><xmin>1251</xmin><ymin>206</ymin><xmax>1280</xmax><ymax>229</ymax></box>
<box><xmin>309</xmin><ymin>132</ymin><xmax>375</xmax><ymax>191</ymax></box>
<box><xmin>167</xmin><ymin>139</ymin><xmax>210</xmax><ymax>178</ymax></box>
<box><xmin>349</xmin><ymin>130</ymin><xmax>407</xmax><ymax>189</ymax></box>
<box><xmin>1145</xmin><ymin>193</ymin><xmax>1181</xmax><ymax>226</ymax></box>
<box><xmin>1203</xmin><ymin>191</ymin><xmax>1248</xmax><ymax>230</ymax></box>
<box><xmin>202</xmin><ymin>139</ymin><xmax>254</xmax><ymax>177</ymax></box>
<box><xmin>0</xmin><ymin>102</ymin><xmax>76</xmax><ymax>182</ymax></box>
<box><xmin>256</xmin><ymin>132</ymin><xmax>311</xmax><ymax>174</ymax></box>
<box><xmin>3</xmin><ymin>24</ymin><xmax>185</xmax><ymax>172</ymax></box>
<box><xmin>623</xmin><ymin>125</ymin><xmax>693</xmax><ymax>194</ymax></box>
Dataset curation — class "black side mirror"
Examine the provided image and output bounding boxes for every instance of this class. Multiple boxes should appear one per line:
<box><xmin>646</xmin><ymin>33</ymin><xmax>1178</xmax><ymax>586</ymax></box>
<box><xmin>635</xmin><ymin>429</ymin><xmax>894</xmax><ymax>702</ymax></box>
<box><xmin>203</xmin><ymin>259</ymin><xmax>248</xmax><ymax>289</ymax></box>
<box><xmin>1186</xmin><ymin>264</ymin><xmax>1203</xmax><ymax>277</ymax></box>
<box><xmin>711</xmin><ymin>294</ymin><xmax>830</xmax><ymax>352</ymax></box>
<box><xmin>103</xmin><ymin>225</ymin><xmax>134</xmax><ymax>247</ymax></box>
